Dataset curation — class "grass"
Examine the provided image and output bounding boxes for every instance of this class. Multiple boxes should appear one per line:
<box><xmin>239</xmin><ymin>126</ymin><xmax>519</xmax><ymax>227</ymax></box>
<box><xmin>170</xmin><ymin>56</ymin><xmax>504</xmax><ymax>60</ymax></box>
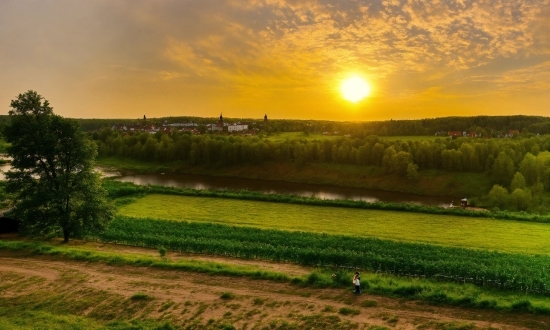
<box><xmin>1</xmin><ymin>240</ymin><xmax>549</xmax><ymax>315</ymax></box>
<box><xmin>117</xmin><ymin>194</ymin><xmax>550</xmax><ymax>255</ymax></box>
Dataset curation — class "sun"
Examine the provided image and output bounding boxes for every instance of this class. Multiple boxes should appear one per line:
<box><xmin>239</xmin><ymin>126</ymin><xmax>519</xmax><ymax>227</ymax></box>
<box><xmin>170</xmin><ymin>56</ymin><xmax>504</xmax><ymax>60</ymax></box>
<box><xmin>341</xmin><ymin>76</ymin><xmax>371</xmax><ymax>103</ymax></box>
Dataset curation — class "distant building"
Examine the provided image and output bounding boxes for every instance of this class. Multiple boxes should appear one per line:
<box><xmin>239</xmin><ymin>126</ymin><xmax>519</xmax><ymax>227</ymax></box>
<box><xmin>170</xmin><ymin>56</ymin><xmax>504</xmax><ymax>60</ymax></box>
<box><xmin>211</xmin><ymin>113</ymin><xmax>224</xmax><ymax>131</ymax></box>
<box><xmin>227</xmin><ymin>123</ymin><xmax>248</xmax><ymax>132</ymax></box>
<box><xmin>448</xmin><ymin>131</ymin><xmax>462</xmax><ymax>137</ymax></box>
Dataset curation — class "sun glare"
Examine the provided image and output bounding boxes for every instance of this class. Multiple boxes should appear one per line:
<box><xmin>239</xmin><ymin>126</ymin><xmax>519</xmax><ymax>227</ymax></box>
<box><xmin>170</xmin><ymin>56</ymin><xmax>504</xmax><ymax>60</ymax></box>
<box><xmin>341</xmin><ymin>76</ymin><xmax>371</xmax><ymax>103</ymax></box>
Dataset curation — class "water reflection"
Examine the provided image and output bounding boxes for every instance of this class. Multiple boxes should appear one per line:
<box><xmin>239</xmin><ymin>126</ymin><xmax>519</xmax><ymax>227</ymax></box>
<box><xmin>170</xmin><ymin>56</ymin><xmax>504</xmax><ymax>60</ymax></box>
<box><xmin>0</xmin><ymin>161</ymin><xmax>455</xmax><ymax>207</ymax></box>
<box><xmin>115</xmin><ymin>173</ymin><xmax>454</xmax><ymax>207</ymax></box>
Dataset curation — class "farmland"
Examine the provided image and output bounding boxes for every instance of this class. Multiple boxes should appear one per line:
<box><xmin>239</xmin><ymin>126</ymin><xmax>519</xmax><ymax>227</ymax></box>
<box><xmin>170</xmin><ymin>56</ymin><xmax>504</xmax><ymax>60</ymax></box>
<box><xmin>1</xmin><ymin>241</ymin><xmax>547</xmax><ymax>329</ymax></box>
<box><xmin>96</xmin><ymin>214</ymin><xmax>550</xmax><ymax>295</ymax></box>
<box><xmin>117</xmin><ymin>194</ymin><xmax>550</xmax><ymax>255</ymax></box>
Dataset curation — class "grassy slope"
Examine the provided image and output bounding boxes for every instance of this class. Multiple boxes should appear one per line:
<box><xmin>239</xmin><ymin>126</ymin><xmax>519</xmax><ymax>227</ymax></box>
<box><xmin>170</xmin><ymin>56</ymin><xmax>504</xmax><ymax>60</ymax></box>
<box><xmin>97</xmin><ymin>157</ymin><xmax>492</xmax><ymax>198</ymax></box>
<box><xmin>117</xmin><ymin>194</ymin><xmax>550</xmax><ymax>255</ymax></box>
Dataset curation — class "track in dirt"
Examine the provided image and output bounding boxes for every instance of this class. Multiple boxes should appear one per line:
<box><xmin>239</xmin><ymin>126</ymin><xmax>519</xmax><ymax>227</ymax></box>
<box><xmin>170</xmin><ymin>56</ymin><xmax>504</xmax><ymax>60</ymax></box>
<box><xmin>0</xmin><ymin>249</ymin><xmax>548</xmax><ymax>329</ymax></box>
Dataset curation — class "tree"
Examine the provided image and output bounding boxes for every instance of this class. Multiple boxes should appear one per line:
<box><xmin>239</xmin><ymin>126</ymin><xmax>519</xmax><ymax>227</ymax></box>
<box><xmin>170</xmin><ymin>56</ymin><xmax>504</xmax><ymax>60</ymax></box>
<box><xmin>492</xmin><ymin>152</ymin><xmax>515</xmax><ymax>186</ymax></box>
<box><xmin>510</xmin><ymin>172</ymin><xmax>527</xmax><ymax>192</ymax></box>
<box><xmin>510</xmin><ymin>188</ymin><xmax>531</xmax><ymax>211</ymax></box>
<box><xmin>3</xmin><ymin>91</ymin><xmax>114</xmax><ymax>242</ymax></box>
<box><xmin>487</xmin><ymin>185</ymin><xmax>509</xmax><ymax>210</ymax></box>
<box><xmin>519</xmin><ymin>153</ymin><xmax>538</xmax><ymax>186</ymax></box>
<box><xmin>406</xmin><ymin>163</ymin><xmax>419</xmax><ymax>181</ymax></box>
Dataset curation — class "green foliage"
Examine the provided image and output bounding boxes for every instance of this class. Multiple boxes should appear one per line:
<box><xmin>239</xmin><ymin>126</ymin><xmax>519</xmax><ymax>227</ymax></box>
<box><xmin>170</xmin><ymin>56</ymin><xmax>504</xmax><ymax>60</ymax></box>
<box><xmin>519</xmin><ymin>153</ymin><xmax>538</xmax><ymax>185</ymax></box>
<box><xmin>406</xmin><ymin>163</ymin><xmax>419</xmax><ymax>181</ymax></box>
<box><xmin>338</xmin><ymin>307</ymin><xmax>360</xmax><ymax>316</ymax></box>
<box><xmin>130</xmin><ymin>293</ymin><xmax>152</xmax><ymax>301</ymax></box>
<box><xmin>104</xmin><ymin>180</ymin><xmax>550</xmax><ymax>223</ymax></box>
<box><xmin>492</xmin><ymin>152</ymin><xmax>515</xmax><ymax>186</ymax></box>
<box><xmin>95</xmin><ymin>216</ymin><xmax>550</xmax><ymax>295</ymax></box>
<box><xmin>510</xmin><ymin>189</ymin><xmax>532</xmax><ymax>211</ymax></box>
<box><xmin>90</xmin><ymin>123</ymin><xmax>550</xmax><ymax>178</ymax></box>
<box><xmin>118</xmin><ymin>194</ymin><xmax>550</xmax><ymax>254</ymax></box>
<box><xmin>510</xmin><ymin>172</ymin><xmax>526</xmax><ymax>191</ymax></box>
<box><xmin>2</xmin><ymin>91</ymin><xmax>114</xmax><ymax>242</ymax></box>
<box><xmin>487</xmin><ymin>185</ymin><xmax>509</xmax><ymax>210</ymax></box>
<box><xmin>220</xmin><ymin>292</ymin><xmax>235</xmax><ymax>300</ymax></box>
<box><xmin>158</xmin><ymin>246</ymin><xmax>167</xmax><ymax>258</ymax></box>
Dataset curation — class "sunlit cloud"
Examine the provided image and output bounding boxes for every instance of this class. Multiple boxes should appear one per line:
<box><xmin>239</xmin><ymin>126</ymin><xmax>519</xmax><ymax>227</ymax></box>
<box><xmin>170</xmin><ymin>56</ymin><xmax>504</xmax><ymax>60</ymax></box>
<box><xmin>0</xmin><ymin>0</ymin><xmax>548</xmax><ymax>120</ymax></box>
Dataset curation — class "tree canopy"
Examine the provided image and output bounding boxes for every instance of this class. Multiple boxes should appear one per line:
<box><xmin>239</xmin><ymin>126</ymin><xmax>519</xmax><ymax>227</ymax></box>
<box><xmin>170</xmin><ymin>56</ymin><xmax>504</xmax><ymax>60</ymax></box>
<box><xmin>3</xmin><ymin>91</ymin><xmax>113</xmax><ymax>242</ymax></box>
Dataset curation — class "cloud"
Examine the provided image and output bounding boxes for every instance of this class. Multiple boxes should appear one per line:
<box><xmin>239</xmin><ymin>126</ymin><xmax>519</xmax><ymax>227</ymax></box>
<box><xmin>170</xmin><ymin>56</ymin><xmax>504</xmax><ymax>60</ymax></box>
<box><xmin>0</xmin><ymin>0</ymin><xmax>548</xmax><ymax>119</ymax></box>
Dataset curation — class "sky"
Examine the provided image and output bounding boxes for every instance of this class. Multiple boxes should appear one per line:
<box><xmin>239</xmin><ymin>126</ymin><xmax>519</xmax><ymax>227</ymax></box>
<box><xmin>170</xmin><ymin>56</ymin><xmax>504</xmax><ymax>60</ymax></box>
<box><xmin>0</xmin><ymin>0</ymin><xmax>549</xmax><ymax>121</ymax></box>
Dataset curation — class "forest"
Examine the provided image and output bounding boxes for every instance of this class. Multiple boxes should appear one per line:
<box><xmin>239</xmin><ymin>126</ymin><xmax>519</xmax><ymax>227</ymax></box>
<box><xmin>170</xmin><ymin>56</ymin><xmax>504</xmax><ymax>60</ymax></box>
<box><xmin>91</xmin><ymin>127</ymin><xmax>550</xmax><ymax>213</ymax></box>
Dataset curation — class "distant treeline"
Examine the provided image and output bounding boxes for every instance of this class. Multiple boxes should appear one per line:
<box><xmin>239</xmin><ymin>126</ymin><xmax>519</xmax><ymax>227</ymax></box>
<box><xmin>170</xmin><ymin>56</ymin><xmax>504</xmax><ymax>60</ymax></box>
<box><xmin>93</xmin><ymin>129</ymin><xmax>550</xmax><ymax>175</ymax></box>
<box><xmin>1</xmin><ymin>115</ymin><xmax>548</xmax><ymax>136</ymax></box>
<box><xmin>87</xmin><ymin>115</ymin><xmax>550</xmax><ymax>136</ymax></box>
<box><xmin>92</xmin><ymin>129</ymin><xmax>550</xmax><ymax>211</ymax></box>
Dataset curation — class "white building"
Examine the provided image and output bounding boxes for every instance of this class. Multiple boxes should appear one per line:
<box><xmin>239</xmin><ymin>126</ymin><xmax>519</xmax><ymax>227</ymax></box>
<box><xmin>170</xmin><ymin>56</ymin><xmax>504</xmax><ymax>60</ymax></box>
<box><xmin>227</xmin><ymin>123</ymin><xmax>248</xmax><ymax>132</ymax></box>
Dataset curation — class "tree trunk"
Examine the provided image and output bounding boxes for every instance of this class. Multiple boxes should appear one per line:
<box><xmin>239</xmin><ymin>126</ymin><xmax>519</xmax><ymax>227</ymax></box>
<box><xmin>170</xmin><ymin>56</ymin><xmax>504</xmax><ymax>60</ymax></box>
<box><xmin>63</xmin><ymin>228</ymin><xmax>70</xmax><ymax>243</ymax></box>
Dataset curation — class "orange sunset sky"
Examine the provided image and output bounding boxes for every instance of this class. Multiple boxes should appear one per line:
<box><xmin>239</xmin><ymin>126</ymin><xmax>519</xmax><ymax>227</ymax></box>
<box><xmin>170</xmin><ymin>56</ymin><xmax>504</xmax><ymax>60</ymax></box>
<box><xmin>0</xmin><ymin>0</ymin><xmax>549</xmax><ymax>121</ymax></box>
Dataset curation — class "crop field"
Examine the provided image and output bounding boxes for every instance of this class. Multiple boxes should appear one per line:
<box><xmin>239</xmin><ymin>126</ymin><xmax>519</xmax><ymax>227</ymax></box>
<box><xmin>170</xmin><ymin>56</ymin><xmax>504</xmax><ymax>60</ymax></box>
<box><xmin>98</xmin><ymin>216</ymin><xmax>550</xmax><ymax>296</ymax></box>
<box><xmin>117</xmin><ymin>194</ymin><xmax>550</xmax><ymax>255</ymax></box>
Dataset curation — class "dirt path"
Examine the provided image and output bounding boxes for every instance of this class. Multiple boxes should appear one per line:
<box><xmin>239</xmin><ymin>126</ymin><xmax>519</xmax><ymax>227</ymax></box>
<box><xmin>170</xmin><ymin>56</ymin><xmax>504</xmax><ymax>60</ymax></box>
<box><xmin>0</xmin><ymin>251</ymin><xmax>547</xmax><ymax>329</ymax></box>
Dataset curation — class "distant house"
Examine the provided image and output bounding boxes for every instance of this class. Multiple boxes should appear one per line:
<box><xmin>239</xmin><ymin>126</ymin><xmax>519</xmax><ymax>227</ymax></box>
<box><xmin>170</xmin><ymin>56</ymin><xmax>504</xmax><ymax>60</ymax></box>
<box><xmin>448</xmin><ymin>131</ymin><xmax>462</xmax><ymax>137</ymax></box>
<box><xmin>227</xmin><ymin>123</ymin><xmax>248</xmax><ymax>132</ymax></box>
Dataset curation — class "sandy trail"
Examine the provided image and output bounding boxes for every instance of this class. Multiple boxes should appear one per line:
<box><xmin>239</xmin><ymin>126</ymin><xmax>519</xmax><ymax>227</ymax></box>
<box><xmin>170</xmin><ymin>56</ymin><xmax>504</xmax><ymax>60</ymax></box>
<box><xmin>0</xmin><ymin>249</ymin><xmax>547</xmax><ymax>329</ymax></box>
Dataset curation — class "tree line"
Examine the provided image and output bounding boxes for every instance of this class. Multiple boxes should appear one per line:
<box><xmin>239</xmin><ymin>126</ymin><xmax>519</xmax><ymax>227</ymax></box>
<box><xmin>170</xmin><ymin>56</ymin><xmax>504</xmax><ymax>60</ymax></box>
<box><xmin>3</xmin><ymin>114</ymin><xmax>548</xmax><ymax>136</ymax></box>
<box><xmin>92</xmin><ymin>129</ymin><xmax>550</xmax><ymax>211</ymax></box>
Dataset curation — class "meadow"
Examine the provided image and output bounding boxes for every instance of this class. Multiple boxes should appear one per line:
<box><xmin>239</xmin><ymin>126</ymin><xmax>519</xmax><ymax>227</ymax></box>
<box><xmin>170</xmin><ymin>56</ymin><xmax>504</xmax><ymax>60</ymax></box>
<box><xmin>117</xmin><ymin>194</ymin><xmax>550</xmax><ymax>255</ymax></box>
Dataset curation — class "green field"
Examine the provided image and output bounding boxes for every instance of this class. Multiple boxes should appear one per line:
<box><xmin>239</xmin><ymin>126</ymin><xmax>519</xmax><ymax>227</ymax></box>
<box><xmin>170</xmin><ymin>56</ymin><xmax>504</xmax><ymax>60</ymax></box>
<box><xmin>118</xmin><ymin>194</ymin><xmax>550</xmax><ymax>255</ymax></box>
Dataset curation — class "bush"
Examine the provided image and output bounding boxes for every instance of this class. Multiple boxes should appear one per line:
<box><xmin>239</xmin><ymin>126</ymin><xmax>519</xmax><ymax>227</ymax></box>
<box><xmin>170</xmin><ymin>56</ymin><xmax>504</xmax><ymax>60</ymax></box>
<box><xmin>158</xmin><ymin>246</ymin><xmax>167</xmax><ymax>258</ymax></box>
<box><xmin>338</xmin><ymin>307</ymin><xmax>360</xmax><ymax>316</ymax></box>
<box><xmin>130</xmin><ymin>293</ymin><xmax>151</xmax><ymax>301</ymax></box>
<box><xmin>220</xmin><ymin>292</ymin><xmax>235</xmax><ymax>300</ymax></box>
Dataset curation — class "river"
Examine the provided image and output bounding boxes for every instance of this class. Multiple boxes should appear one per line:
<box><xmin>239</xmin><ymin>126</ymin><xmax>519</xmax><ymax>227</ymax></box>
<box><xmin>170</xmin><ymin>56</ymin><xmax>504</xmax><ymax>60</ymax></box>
<box><xmin>0</xmin><ymin>163</ymin><xmax>456</xmax><ymax>207</ymax></box>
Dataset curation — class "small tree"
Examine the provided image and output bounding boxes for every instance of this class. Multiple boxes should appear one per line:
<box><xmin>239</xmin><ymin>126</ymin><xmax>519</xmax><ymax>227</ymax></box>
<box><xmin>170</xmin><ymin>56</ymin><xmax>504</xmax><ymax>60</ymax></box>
<box><xmin>510</xmin><ymin>188</ymin><xmax>531</xmax><ymax>211</ymax></box>
<box><xmin>3</xmin><ymin>91</ymin><xmax>114</xmax><ymax>242</ymax></box>
<box><xmin>510</xmin><ymin>172</ymin><xmax>527</xmax><ymax>192</ymax></box>
<box><xmin>487</xmin><ymin>185</ymin><xmax>509</xmax><ymax>210</ymax></box>
<box><xmin>406</xmin><ymin>163</ymin><xmax>419</xmax><ymax>181</ymax></box>
<box><xmin>492</xmin><ymin>152</ymin><xmax>515</xmax><ymax>186</ymax></box>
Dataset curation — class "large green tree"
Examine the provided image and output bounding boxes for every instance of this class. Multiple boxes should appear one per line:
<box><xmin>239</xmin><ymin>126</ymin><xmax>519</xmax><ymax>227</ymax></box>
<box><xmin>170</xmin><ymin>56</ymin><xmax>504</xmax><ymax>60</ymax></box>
<box><xmin>3</xmin><ymin>91</ymin><xmax>114</xmax><ymax>242</ymax></box>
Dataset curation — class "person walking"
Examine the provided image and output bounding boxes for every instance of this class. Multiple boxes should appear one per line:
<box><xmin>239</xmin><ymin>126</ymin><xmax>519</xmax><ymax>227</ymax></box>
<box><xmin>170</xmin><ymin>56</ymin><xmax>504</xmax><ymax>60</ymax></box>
<box><xmin>353</xmin><ymin>272</ymin><xmax>361</xmax><ymax>294</ymax></box>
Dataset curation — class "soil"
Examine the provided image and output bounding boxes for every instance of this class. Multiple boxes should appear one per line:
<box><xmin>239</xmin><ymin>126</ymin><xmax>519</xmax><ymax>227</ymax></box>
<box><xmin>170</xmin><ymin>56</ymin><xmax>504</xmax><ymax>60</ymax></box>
<box><xmin>0</xmin><ymin>240</ymin><xmax>548</xmax><ymax>329</ymax></box>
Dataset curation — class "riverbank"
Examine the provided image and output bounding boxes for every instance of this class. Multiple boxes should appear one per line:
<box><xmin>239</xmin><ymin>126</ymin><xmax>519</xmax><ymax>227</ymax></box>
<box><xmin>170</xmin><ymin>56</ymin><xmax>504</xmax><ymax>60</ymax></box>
<box><xmin>96</xmin><ymin>157</ymin><xmax>493</xmax><ymax>199</ymax></box>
